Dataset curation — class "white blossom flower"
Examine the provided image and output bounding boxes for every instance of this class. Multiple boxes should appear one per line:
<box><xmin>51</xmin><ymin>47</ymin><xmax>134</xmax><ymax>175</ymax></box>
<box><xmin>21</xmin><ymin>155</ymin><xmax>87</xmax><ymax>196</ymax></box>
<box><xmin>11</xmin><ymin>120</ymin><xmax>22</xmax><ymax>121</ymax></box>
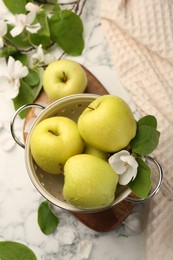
<box><xmin>10</xmin><ymin>12</ymin><xmax>41</xmax><ymax>37</ymax></box>
<box><xmin>109</xmin><ymin>150</ymin><xmax>138</xmax><ymax>185</ymax></box>
<box><xmin>0</xmin><ymin>56</ymin><xmax>29</xmax><ymax>99</ymax></box>
<box><xmin>25</xmin><ymin>2</ymin><xmax>40</xmax><ymax>13</ymax></box>
<box><xmin>0</xmin><ymin>20</ymin><xmax>7</xmax><ymax>48</ymax></box>
<box><xmin>31</xmin><ymin>44</ymin><xmax>54</xmax><ymax>66</ymax></box>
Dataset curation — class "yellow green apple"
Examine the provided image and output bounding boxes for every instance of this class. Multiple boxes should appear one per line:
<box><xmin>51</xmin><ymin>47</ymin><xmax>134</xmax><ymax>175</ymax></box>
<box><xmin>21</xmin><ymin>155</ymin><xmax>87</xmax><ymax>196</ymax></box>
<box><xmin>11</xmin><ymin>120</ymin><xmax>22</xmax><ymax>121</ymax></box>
<box><xmin>83</xmin><ymin>143</ymin><xmax>108</xmax><ymax>161</ymax></box>
<box><xmin>78</xmin><ymin>95</ymin><xmax>137</xmax><ymax>152</ymax></box>
<box><xmin>63</xmin><ymin>154</ymin><xmax>119</xmax><ymax>209</ymax></box>
<box><xmin>30</xmin><ymin>116</ymin><xmax>84</xmax><ymax>174</ymax></box>
<box><xmin>43</xmin><ymin>59</ymin><xmax>87</xmax><ymax>101</ymax></box>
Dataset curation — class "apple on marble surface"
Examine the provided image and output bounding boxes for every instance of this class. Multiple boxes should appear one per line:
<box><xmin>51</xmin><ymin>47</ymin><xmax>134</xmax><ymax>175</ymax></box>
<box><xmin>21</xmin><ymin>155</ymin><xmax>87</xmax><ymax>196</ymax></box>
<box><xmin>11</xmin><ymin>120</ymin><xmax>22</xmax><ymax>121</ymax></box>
<box><xmin>78</xmin><ymin>95</ymin><xmax>137</xmax><ymax>152</ymax></box>
<box><xmin>43</xmin><ymin>59</ymin><xmax>87</xmax><ymax>101</ymax></box>
<box><xmin>30</xmin><ymin>116</ymin><xmax>84</xmax><ymax>174</ymax></box>
<box><xmin>63</xmin><ymin>154</ymin><xmax>119</xmax><ymax>209</ymax></box>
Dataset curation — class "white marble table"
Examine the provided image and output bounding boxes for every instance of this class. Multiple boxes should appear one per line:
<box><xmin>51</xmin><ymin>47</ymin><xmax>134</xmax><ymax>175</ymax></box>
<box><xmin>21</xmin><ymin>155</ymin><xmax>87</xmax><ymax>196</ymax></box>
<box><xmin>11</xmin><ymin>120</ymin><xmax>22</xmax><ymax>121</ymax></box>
<box><xmin>0</xmin><ymin>0</ymin><xmax>146</xmax><ymax>259</ymax></box>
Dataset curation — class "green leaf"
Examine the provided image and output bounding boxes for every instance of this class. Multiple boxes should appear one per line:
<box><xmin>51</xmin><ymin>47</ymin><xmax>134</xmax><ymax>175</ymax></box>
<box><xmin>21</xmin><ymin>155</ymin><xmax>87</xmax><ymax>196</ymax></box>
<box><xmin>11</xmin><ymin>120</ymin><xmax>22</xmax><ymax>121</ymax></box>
<box><xmin>31</xmin><ymin>67</ymin><xmax>44</xmax><ymax>99</ymax></box>
<box><xmin>129</xmin><ymin>158</ymin><xmax>152</xmax><ymax>198</ymax></box>
<box><xmin>38</xmin><ymin>200</ymin><xmax>59</xmax><ymax>235</ymax></box>
<box><xmin>131</xmin><ymin>125</ymin><xmax>160</xmax><ymax>155</ymax></box>
<box><xmin>138</xmin><ymin>115</ymin><xmax>157</xmax><ymax>128</ymax></box>
<box><xmin>2</xmin><ymin>0</ymin><xmax>28</xmax><ymax>14</ymax></box>
<box><xmin>13</xmin><ymin>53</ymin><xmax>28</xmax><ymax>66</ymax></box>
<box><xmin>0</xmin><ymin>46</ymin><xmax>17</xmax><ymax>58</ymax></box>
<box><xmin>13</xmin><ymin>68</ymin><xmax>43</xmax><ymax>118</ymax></box>
<box><xmin>37</xmin><ymin>0</ymin><xmax>57</xmax><ymax>3</ymax></box>
<box><xmin>13</xmin><ymin>80</ymin><xmax>34</xmax><ymax>118</ymax></box>
<box><xmin>42</xmin><ymin>3</ymin><xmax>60</xmax><ymax>12</ymax></box>
<box><xmin>23</xmin><ymin>68</ymin><xmax>40</xmax><ymax>88</ymax></box>
<box><xmin>46</xmin><ymin>0</ymin><xmax>58</xmax><ymax>3</ymax></box>
<box><xmin>5</xmin><ymin>25</ymin><xmax>30</xmax><ymax>49</ymax></box>
<box><xmin>0</xmin><ymin>241</ymin><xmax>36</xmax><ymax>260</ymax></box>
<box><xmin>49</xmin><ymin>10</ymin><xmax>84</xmax><ymax>56</ymax></box>
<box><xmin>29</xmin><ymin>11</ymin><xmax>51</xmax><ymax>48</ymax></box>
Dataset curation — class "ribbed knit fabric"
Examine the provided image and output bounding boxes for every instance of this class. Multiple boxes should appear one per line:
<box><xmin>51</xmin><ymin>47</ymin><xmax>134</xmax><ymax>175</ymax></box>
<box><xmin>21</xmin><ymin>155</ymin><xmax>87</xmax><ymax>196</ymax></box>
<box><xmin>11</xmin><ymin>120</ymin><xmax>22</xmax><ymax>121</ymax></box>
<box><xmin>101</xmin><ymin>0</ymin><xmax>173</xmax><ymax>259</ymax></box>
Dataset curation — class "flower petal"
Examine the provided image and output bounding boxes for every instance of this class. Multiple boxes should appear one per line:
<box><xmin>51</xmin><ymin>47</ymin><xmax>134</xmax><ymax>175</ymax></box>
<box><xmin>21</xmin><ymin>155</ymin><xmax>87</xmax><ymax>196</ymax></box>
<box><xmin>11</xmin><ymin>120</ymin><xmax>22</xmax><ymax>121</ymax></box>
<box><xmin>26</xmin><ymin>23</ymin><xmax>41</xmax><ymax>34</ymax></box>
<box><xmin>25</xmin><ymin>3</ymin><xmax>40</xmax><ymax>13</ymax></box>
<box><xmin>3</xmin><ymin>13</ymin><xmax>16</xmax><ymax>26</ymax></box>
<box><xmin>110</xmin><ymin>150</ymin><xmax>130</xmax><ymax>163</ymax></box>
<box><xmin>121</xmin><ymin>154</ymin><xmax>138</xmax><ymax>169</ymax></box>
<box><xmin>0</xmin><ymin>57</ymin><xmax>7</xmax><ymax>71</ymax></box>
<box><xmin>26</xmin><ymin>12</ymin><xmax>36</xmax><ymax>24</ymax></box>
<box><xmin>109</xmin><ymin>159</ymin><xmax>126</xmax><ymax>175</ymax></box>
<box><xmin>10</xmin><ymin>25</ymin><xmax>23</xmax><ymax>37</ymax></box>
<box><xmin>7</xmin><ymin>56</ymin><xmax>15</xmax><ymax>75</ymax></box>
<box><xmin>44</xmin><ymin>54</ymin><xmax>54</xmax><ymax>65</ymax></box>
<box><xmin>0</xmin><ymin>37</ymin><xmax>4</xmax><ymax>48</ymax></box>
<box><xmin>0</xmin><ymin>76</ymin><xmax>8</xmax><ymax>91</ymax></box>
<box><xmin>109</xmin><ymin>150</ymin><xmax>138</xmax><ymax>185</ymax></box>
<box><xmin>119</xmin><ymin>165</ymin><xmax>138</xmax><ymax>185</ymax></box>
<box><xmin>7</xmin><ymin>56</ymin><xmax>28</xmax><ymax>80</ymax></box>
<box><xmin>0</xmin><ymin>57</ymin><xmax>28</xmax><ymax>99</ymax></box>
<box><xmin>31</xmin><ymin>45</ymin><xmax>54</xmax><ymax>66</ymax></box>
<box><xmin>16</xmin><ymin>14</ymin><xmax>27</xmax><ymax>25</ymax></box>
<box><xmin>17</xmin><ymin>66</ymin><xmax>29</xmax><ymax>79</ymax></box>
<box><xmin>36</xmin><ymin>44</ymin><xmax>44</xmax><ymax>60</ymax></box>
<box><xmin>13</xmin><ymin>60</ymin><xmax>29</xmax><ymax>79</ymax></box>
<box><xmin>0</xmin><ymin>76</ymin><xmax>19</xmax><ymax>99</ymax></box>
<box><xmin>0</xmin><ymin>20</ymin><xmax>7</xmax><ymax>36</ymax></box>
<box><xmin>10</xmin><ymin>14</ymin><xmax>26</xmax><ymax>37</ymax></box>
<box><xmin>109</xmin><ymin>150</ymin><xmax>130</xmax><ymax>174</ymax></box>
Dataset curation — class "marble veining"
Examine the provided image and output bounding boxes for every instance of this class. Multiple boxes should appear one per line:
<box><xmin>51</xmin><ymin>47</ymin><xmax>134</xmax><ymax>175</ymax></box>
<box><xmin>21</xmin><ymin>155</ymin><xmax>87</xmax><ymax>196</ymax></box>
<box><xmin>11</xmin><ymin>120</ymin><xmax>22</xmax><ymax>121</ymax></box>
<box><xmin>0</xmin><ymin>0</ymin><xmax>146</xmax><ymax>259</ymax></box>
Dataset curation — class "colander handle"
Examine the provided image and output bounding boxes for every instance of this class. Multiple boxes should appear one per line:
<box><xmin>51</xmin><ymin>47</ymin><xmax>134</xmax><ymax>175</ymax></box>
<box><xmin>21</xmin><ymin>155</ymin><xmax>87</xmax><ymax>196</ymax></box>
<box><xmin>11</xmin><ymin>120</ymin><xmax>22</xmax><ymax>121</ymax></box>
<box><xmin>10</xmin><ymin>103</ymin><xmax>45</xmax><ymax>149</ymax></box>
<box><xmin>125</xmin><ymin>155</ymin><xmax>163</xmax><ymax>203</ymax></box>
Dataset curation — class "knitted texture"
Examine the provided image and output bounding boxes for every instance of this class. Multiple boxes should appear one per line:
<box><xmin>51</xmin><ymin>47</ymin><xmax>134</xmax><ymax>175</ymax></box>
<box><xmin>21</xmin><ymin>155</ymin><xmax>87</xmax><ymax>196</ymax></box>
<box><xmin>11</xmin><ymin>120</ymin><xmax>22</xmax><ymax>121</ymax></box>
<box><xmin>101</xmin><ymin>0</ymin><xmax>173</xmax><ymax>259</ymax></box>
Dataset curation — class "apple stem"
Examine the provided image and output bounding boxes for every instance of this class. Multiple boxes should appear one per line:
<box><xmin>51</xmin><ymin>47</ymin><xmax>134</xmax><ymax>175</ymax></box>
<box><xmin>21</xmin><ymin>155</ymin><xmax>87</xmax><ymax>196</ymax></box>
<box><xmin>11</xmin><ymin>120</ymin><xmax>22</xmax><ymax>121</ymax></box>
<box><xmin>48</xmin><ymin>130</ymin><xmax>59</xmax><ymax>136</ymax></box>
<box><xmin>61</xmin><ymin>72</ymin><xmax>67</xmax><ymax>82</ymax></box>
<box><xmin>78</xmin><ymin>104</ymin><xmax>94</xmax><ymax>110</ymax></box>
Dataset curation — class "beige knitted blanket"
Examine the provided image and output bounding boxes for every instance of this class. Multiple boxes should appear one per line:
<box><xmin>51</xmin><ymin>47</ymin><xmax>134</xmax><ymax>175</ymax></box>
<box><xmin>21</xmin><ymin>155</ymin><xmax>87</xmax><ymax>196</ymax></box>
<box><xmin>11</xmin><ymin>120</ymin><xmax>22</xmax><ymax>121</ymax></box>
<box><xmin>101</xmin><ymin>0</ymin><xmax>173</xmax><ymax>259</ymax></box>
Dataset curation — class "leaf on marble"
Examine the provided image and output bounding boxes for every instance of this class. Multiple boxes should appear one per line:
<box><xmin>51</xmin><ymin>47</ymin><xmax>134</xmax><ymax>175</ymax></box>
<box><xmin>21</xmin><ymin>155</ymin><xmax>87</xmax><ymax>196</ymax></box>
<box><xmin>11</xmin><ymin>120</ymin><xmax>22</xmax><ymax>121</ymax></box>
<box><xmin>23</xmin><ymin>68</ymin><xmax>40</xmax><ymax>88</ymax></box>
<box><xmin>13</xmin><ymin>67</ymin><xmax>44</xmax><ymax>119</ymax></box>
<box><xmin>5</xmin><ymin>24</ymin><xmax>31</xmax><ymax>49</ymax></box>
<box><xmin>0</xmin><ymin>241</ymin><xmax>36</xmax><ymax>260</ymax></box>
<box><xmin>2</xmin><ymin>0</ymin><xmax>27</xmax><ymax>14</ymax></box>
<box><xmin>12</xmin><ymin>80</ymin><xmax>34</xmax><ymax>119</ymax></box>
<box><xmin>38</xmin><ymin>200</ymin><xmax>59</xmax><ymax>235</ymax></box>
<box><xmin>29</xmin><ymin>11</ymin><xmax>51</xmax><ymax>49</ymax></box>
<box><xmin>49</xmin><ymin>10</ymin><xmax>84</xmax><ymax>56</ymax></box>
